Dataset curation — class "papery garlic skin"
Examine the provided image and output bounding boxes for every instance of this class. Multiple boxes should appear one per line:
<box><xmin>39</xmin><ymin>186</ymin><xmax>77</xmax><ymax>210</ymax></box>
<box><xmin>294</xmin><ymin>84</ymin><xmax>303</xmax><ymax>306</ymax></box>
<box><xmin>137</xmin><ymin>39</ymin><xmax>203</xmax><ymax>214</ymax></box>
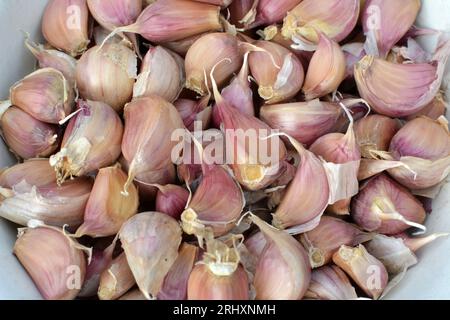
<box><xmin>186</xmin><ymin>33</ymin><xmax>242</xmax><ymax>96</ymax></box>
<box><xmin>303</xmin><ymin>34</ymin><xmax>346</xmax><ymax>100</ymax></box>
<box><xmin>14</xmin><ymin>226</ymin><xmax>86</xmax><ymax>300</ymax></box>
<box><xmin>249</xmin><ymin>40</ymin><xmax>304</xmax><ymax>104</ymax></box>
<box><xmin>332</xmin><ymin>244</ymin><xmax>388</xmax><ymax>300</ymax></box>
<box><xmin>120</xmin><ymin>212</ymin><xmax>182</xmax><ymax>300</ymax></box>
<box><xmin>0</xmin><ymin>106</ymin><xmax>59</xmax><ymax>159</ymax></box>
<box><xmin>76</xmin><ymin>165</ymin><xmax>139</xmax><ymax>238</ymax></box>
<box><xmin>351</xmin><ymin>174</ymin><xmax>426</xmax><ymax>235</ymax></box>
<box><xmin>98</xmin><ymin>253</ymin><xmax>136</xmax><ymax>300</ymax></box>
<box><xmin>42</xmin><ymin>0</ymin><xmax>90</xmax><ymax>57</ymax></box>
<box><xmin>87</xmin><ymin>0</ymin><xmax>142</xmax><ymax>31</ymax></box>
<box><xmin>305</xmin><ymin>265</ymin><xmax>358</xmax><ymax>300</ymax></box>
<box><xmin>76</xmin><ymin>44</ymin><xmax>137</xmax><ymax>112</ymax></box>
<box><xmin>50</xmin><ymin>100</ymin><xmax>123</xmax><ymax>185</ymax></box>
<box><xmin>282</xmin><ymin>0</ymin><xmax>360</xmax><ymax>44</ymax></box>
<box><xmin>133</xmin><ymin>46</ymin><xmax>185</xmax><ymax>102</ymax></box>
<box><xmin>10</xmin><ymin>68</ymin><xmax>73</xmax><ymax>124</ymax></box>
<box><xmin>362</xmin><ymin>0</ymin><xmax>421</xmax><ymax>58</ymax></box>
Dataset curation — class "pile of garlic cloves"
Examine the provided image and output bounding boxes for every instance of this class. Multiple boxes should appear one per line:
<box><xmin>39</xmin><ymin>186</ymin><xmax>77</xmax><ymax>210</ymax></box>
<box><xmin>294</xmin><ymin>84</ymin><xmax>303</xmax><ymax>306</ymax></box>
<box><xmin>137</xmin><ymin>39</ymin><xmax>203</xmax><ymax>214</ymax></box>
<box><xmin>1</xmin><ymin>0</ymin><xmax>449</xmax><ymax>300</ymax></box>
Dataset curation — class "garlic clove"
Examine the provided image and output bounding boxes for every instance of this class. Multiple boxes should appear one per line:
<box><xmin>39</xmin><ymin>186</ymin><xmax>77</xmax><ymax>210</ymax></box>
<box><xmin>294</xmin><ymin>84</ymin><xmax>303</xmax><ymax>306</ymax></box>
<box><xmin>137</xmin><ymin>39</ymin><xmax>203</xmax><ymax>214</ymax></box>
<box><xmin>76</xmin><ymin>43</ymin><xmax>137</xmax><ymax>112</ymax></box>
<box><xmin>332</xmin><ymin>244</ymin><xmax>388</xmax><ymax>300</ymax></box>
<box><xmin>119</xmin><ymin>289</ymin><xmax>147</xmax><ymax>300</ymax></box>
<box><xmin>10</xmin><ymin>68</ymin><xmax>74</xmax><ymax>124</ymax></box>
<box><xmin>250</xmin><ymin>214</ymin><xmax>311</xmax><ymax>300</ymax></box>
<box><xmin>133</xmin><ymin>46</ymin><xmax>185</xmax><ymax>103</ymax></box>
<box><xmin>98</xmin><ymin>253</ymin><xmax>136</xmax><ymax>300</ymax></box>
<box><xmin>299</xmin><ymin>216</ymin><xmax>373</xmax><ymax>268</ymax></box>
<box><xmin>87</xmin><ymin>0</ymin><xmax>142</xmax><ymax>32</ymax></box>
<box><xmin>244</xmin><ymin>231</ymin><xmax>267</xmax><ymax>257</ymax></box>
<box><xmin>395</xmin><ymin>232</ymin><xmax>449</xmax><ymax>253</ymax></box>
<box><xmin>155</xmin><ymin>184</ymin><xmax>189</xmax><ymax>220</ymax></box>
<box><xmin>228</xmin><ymin>0</ymin><xmax>255</xmax><ymax>28</ymax></box>
<box><xmin>242</xmin><ymin>0</ymin><xmax>303</xmax><ymax>29</ymax></box>
<box><xmin>249</xmin><ymin>40</ymin><xmax>304</xmax><ymax>104</ymax></box>
<box><xmin>42</xmin><ymin>0</ymin><xmax>90</xmax><ymax>57</ymax></box>
<box><xmin>76</xmin><ymin>165</ymin><xmax>139</xmax><ymax>238</ymax></box>
<box><xmin>0</xmin><ymin>159</ymin><xmax>57</xmax><ymax>188</ymax></box>
<box><xmin>14</xmin><ymin>224</ymin><xmax>87</xmax><ymax>300</ymax></box>
<box><xmin>161</xmin><ymin>33</ymin><xmax>210</xmax><ymax>57</ymax></box>
<box><xmin>119</xmin><ymin>212</ymin><xmax>182</xmax><ymax>300</ymax></box>
<box><xmin>0</xmin><ymin>106</ymin><xmax>60</xmax><ymax>159</ymax></box>
<box><xmin>50</xmin><ymin>100</ymin><xmax>123</xmax><ymax>185</ymax></box>
<box><xmin>406</xmin><ymin>93</ymin><xmax>448</xmax><ymax>121</ymax></box>
<box><xmin>342</xmin><ymin>42</ymin><xmax>365</xmax><ymax>83</ymax></box>
<box><xmin>174</xmin><ymin>97</ymin><xmax>212</xmax><ymax>131</ymax></box>
<box><xmin>158</xmin><ymin>243</ymin><xmax>199</xmax><ymax>300</ymax></box>
<box><xmin>305</xmin><ymin>265</ymin><xmax>358</xmax><ymax>300</ymax></box>
<box><xmin>302</xmin><ymin>33</ymin><xmax>346</xmax><ymax>100</ymax></box>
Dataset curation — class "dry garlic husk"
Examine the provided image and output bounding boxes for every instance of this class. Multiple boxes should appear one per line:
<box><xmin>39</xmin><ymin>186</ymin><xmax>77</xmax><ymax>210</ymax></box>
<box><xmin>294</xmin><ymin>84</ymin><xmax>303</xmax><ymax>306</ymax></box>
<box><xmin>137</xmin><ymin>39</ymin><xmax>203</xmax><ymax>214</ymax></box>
<box><xmin>25</xmin><ymin>38</ymin><xmax>78</xmax><ymax>87</ymax></box>
<box><xmin>395</xmin><ymin>232</ymin><xmax>449</xmax><ymax>253</ymax></box>
<box><xmin>187</xmin><ymin>237</ymin><xmax>249</xmax><ymax>300</ymax></box>
<box><xmin>10</xmin><ymin>68</ymin><xmax>73</xmax><ymax>124</ymax></box>
<box><xmin>250</xmin><ymin>214</ymin><xmax>311</xmax><ymax>300</ymax></box>
<box><xmin>0</xmin><ymin>160</ymin><xmax>92</xmax><ymax>227</ymax></box>
<box><xmin>133</xmin><ymin>46</ymin><xmax>185</xmax><ymax>103</ymax></box>
<box><xmin>76</xmin><ymin>43</ymin><xmax>137</xmax><ymax>112</ymax></box>
<box><xmin>241</xmin><ymin>0</ymin><xmax>302</xmax><ymax>29</ymax></box>
<box><xmin>105</xmin><ymin>0</ymin><xmax>221</xmax><ymax>44</ymax></box>
<box><xmin>155</xmin><ymin>184</ymin><xmax>189</xmax><ymax>220</ymax></box>
<box><xmin>119</xmin><ymin>212</ymin><xmax>182</xmax><ymax>300</ymax></box>
<box><xmin>121</xmin><ymin>96</ymin><xmax>184</xmax><ymax>195</ymax></box>
<box><xmin>406</xmin><ymin>92</ymin><xmax>448</xmax><ymax>121</ymax></box>
<box><xmin>282</xmin><ymin>0</ymin><xmax>360</xmax><ymax>46</ymax></box>
<box><xmin>310</xmin><ymin>120</ymin><xmax>361</xmax><ymax>215</ymax></box>
<box><xmin>213</xmin><ymin>71</ymin><xmax>287</xmax><ymax>191</ymax></box>
<box><xmin>260</xmin><ymin>99</ymin><xmax>342</xmax><ymax>146</ymax></box>
<box><xmin>50</xmin><ymin>100</ymin><xmax>123</xmax><ymax>185</ymax></box>
<box><xmin>272</xmin><ymin>138</ymin><xmax>329</xmax><ymax>232</ymax></box>
<box><xmin>332</xmin><ymin>244</ymin><xmax>388</xmax><ymax>300</ymax></box>
<box><xmin>354</xmin><ymin>115</ymin><xmax>400</xmax><ymax>159</ymax></box>
<box><xmin>186</xmin><ymin>33</ymin><xmax>242</xmax><ymax>96</ymax></box>
<box><xmin>362</xmin><ymin>0</ymin><xmax>421</xmax><ymax>58</ymax></box>
<box><xmin>354</xmin><ymin>52</ymin><xmax>448</xmax><ymax>117</ymax></box>
<box><xmin>87</xmin><ymin>0</ymin><xmax>142</xmax><ymax>31</ymax></box>
<box><xmin>14</xmin><ymin>224</ymin><xmax>87</xmax><ymax>300</ymax></box>
<box><xmin>351</xmin><ymin>174</ymin><xmax>426</xmax><ymax>235</ymax></box>
<box><xmin>0</xmin><ymin>106</ymin><xmax>59</xmax><ymax>159</ymax></box>
<box><xmin>304</xmin><ymin>265</ymin><xmax>358</xmax><ymax>300</ymax></box>
<box><xmin>303</xmin><ymin>33</ymin><xmax>346</xmax><ymax>100</ymax></box>
<box><xmin>76</xmin><ymin>165</ymin><xmax>139</xmax><ymax>238</ymax></box>
<box><xmin>158</xmin><ymin>243</ymin><xmax>199</xmax><ymax>300</ymax></box>
<box><xmin>174</xmin><ymin>97</ymin><xmax>212</xmax><ymax>131</ymax></box>
<box><xmin>98</xmin><ymin>253</ymin><xmax>136</xmax><ymax>300</ymax></box>
<box><xmin>212</xmin><ymin>52</ymin><xmax>255</xmax><ymax>127</ymax></box>
<box><xmin>42</xmin><ymin>0</ymin><xmax>90</xmax><ymax>57</ymax></box>
<box><xmin>299</xmin><ymin>216</ymin><xmax>373</xmax><ymax>268</ymax></box>
<box><xmin>249</xmin><ymin>40</ymin><xmax>304</xmax><ymax>104</ymax></box>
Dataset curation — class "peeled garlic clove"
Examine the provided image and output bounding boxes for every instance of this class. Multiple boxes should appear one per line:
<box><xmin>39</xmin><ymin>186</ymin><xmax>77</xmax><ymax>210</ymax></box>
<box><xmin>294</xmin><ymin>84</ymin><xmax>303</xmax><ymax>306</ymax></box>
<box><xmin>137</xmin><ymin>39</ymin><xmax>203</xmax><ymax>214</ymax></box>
<box><xmin>242</xmin><ymin>0</ymin><xmax>302</xmax><ymax>29</ymax></box>
<box><xmin>155</xmin><ymin>184</ymin><xmax>189</xmax><ymax>220</ymax></box>
<box><xmin>25</xmin><ymin>38</ymin><xmax>78</xmax><ymax>87</ymax></box>
<box><xmin>187</xmin><ymin>237</ymin><xmax>249</xmax><ymax>300</ymax></box>
<box><xmin>133</xmin><ymin>46</ymin><xmax>185</xmax><ymax>103</ymax></box>
<box><xmin>76</xmin><ymin>165</ymin><xmax>139</xmax><ymax>238</ymax></box>
<box><xmin>332</xmin><ymin>244</ymin><xmax>388</xmax><ymax>300</ymax></box>
<box><xmin>362</xmin><ymin>0</ymin><xmax>421</xmax><ymax>58</ymax></box>
<box><xmin>302</xmin><ymin>33</ymin><xmax>346</xmax><ymax>100</ymax></box>
<box><xmin>351</xmin><ymin>174</ymin><xmax>426</xmax><ymax>235</ymax></box>
<box><xmin>406</xmin><ymin>93</ymin><xmax>447</xmax><ymax>121</ymax></box>
<box><xmin>186</xmin><ymin>33</ymin><xmax>242</xmax><ymax>96</ymax></box>
<box><xmin>282</xmin><ymin>0</ymin><xmax>360</xmax><ymax>44</ymax></box>
<box><xmin>305</xmin><ymin>265</ymin><xmax>358</xmax><ymax>300</ymax></box>
<box><xmin>50</xmin><ymin>100</ymin><xmax>123</xmax><ymax>185</ymax></box>
<box><xmin>354</xmin><ymin>115</ymin><xmax>400</xmax><ymax>159</ymax></box>
<box><xmin>42</xmin><ymin>0</ymin><xmax>90</xmax><ymax>56</ymax></box>
<box><xmin>98</xmin><ymin>253</ymin><xmax>136</xmax><ymax>300</ymax></box>
<box><xmin>0</xmin><ymin>106</ymin><xmax>59</xmax><ymax>159</ymax></box>
<box><xmin>354</xmin><ymin>55</ymin><xmax>445</xmax><ymax>117</ymax></box>
<box><xmin>121</xmin><ymin>96</ymin><xmax>184</xmax><ymax>195</ymax></box>
<box><xmin>106</xmin><ymin>0</ymin><xmax>222</xmax><ymax>44</ymax></box>
<box><xmin>249</xmin><ymin>40</ymin><xmax>304</xmax><ymax>104</ymax></box>
<box><xmin>120</xmin><ymin>212</ymin><xmax>182</xmax><ymax>300</ymax></box>
<box><xmin>299</xmin><ymin>216</ymin><xmax>373</xmax><ymax>268</ymax></box>
<box><xmin>76</xmin><ymin>43</ymin><xmax>137</xmax><ymax>112</ymax></box>
<box><xmin>250</xmin><ymin>214</ymin><xmax>311</xmax><ymax>300</ymax></box>
<box><xmin>0</xmin><ymin>159</ymin><xmax>57</xmax><ymax>188</ymax></box>
<box><xmin>10</xmin><ymin>68</ymin><xmax>73</xmax><ymax>124</ymax></box>
<box><xmin>174</xmin><ymin>97</ymin><xmax>212</xmax><ymax>131</ymax></box>
<box><xmin>14</xmin><ymin>225</ymin><xmax>87</xmax><ymax>300</ymax></box>
<box><xmin>158</xmin><ymin>243</ymin><xmax>199</xmax><ymax>300</ymax></box>
<box><xmin>87</xmin><ymin>0</ymin><xmax>142</xmax><ymax>31</ymax></box>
